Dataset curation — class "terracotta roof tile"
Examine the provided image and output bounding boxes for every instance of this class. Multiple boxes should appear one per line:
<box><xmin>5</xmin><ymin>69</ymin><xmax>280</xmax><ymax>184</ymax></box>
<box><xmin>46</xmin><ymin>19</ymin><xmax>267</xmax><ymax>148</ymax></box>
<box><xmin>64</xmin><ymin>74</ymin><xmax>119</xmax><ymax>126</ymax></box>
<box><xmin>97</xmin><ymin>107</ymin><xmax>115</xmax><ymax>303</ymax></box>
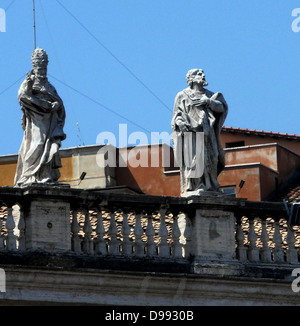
<box><xmin>283</xmin><ymin>184</ymin><xmax>300</xmax><ymax>203</ymax></box>
<box><xmin>222</xmin><ymin>127</ymin><xmax>300</xmax><ymax>140</ymax></box>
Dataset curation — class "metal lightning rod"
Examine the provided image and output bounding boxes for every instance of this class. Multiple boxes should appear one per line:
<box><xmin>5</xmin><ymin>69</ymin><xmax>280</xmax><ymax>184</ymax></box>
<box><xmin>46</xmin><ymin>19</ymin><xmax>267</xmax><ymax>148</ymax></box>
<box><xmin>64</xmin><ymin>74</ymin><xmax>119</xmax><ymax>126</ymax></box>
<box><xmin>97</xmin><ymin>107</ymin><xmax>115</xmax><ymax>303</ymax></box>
<box><xmin>33</xmin><ymin>0</ymin><xmax>37</xmax><ymax>49</ymax></box>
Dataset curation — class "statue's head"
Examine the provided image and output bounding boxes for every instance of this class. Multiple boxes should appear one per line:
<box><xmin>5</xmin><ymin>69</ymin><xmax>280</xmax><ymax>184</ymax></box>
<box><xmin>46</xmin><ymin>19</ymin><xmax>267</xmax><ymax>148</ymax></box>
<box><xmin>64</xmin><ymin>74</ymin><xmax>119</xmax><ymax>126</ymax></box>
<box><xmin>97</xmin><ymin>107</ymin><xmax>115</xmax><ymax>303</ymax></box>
<box><xmin>186</xmin><ymin>69</ymin><xmax>208</xmax><ymax>88</ymax></box>
<box><xmin>31</xmin><ymin>48</ymin><xmax>48</xmax><ymax>79</ymax></box>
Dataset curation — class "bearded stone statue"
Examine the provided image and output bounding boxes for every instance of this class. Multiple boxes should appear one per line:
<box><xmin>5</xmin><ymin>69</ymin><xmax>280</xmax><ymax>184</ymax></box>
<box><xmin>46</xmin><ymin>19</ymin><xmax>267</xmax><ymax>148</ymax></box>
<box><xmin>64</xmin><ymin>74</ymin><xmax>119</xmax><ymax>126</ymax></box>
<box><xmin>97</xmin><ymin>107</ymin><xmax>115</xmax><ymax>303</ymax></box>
<box><xmin>171</xmin><ymin>69</ymin><xmax>228</xmax><ymax>196</ymax></box>
<box><xmin>14</xmin><ymin>48</ymin><xmax>66</xmax><ymax>187</ymax></box>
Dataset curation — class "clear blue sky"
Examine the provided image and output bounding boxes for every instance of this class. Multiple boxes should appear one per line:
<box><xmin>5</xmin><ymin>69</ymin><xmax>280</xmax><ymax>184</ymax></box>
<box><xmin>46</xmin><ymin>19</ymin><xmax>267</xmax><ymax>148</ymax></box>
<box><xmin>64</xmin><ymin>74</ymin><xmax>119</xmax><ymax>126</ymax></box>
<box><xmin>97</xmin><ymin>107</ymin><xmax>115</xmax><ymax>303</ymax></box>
<box><xmin>0</xmin><ymin>0</ymin><xmax>300</xmax><ymax>155</ymax></box>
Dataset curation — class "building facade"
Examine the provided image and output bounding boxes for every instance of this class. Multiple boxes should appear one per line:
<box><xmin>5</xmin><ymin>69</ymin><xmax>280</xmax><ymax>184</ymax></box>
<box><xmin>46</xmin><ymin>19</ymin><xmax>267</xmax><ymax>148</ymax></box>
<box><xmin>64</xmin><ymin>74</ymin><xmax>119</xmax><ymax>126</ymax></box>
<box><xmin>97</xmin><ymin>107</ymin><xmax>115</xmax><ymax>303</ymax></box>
<box><xmin>0</xmin><ymin>127</ymin><xmax>300</xmax><ymax>306</ymax></box>
<box><xmin>1</xmin><ymin>127</ymin><xmax>300</xmax><ymax>202</ymax></box>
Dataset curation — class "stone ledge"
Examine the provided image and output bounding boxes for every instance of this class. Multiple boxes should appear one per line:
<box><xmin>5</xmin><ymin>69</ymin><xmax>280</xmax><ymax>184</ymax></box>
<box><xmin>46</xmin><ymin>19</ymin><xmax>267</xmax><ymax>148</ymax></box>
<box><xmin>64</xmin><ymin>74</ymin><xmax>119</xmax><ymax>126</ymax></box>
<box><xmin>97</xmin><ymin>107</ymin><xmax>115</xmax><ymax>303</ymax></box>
<box><xmin>0</xmin><ymin>250</ymin><xmax>298</xmax><ymax>282</ymax></box>
<box><xmin>0</xmin><ymin>262</ymin><xmax>299</xmax><ymax>306</ymax></box>
<box><xmin>0</xmin><ymin>251</ymin><xmax>190</xmax><ymax>274</ymax></box>
<box><xmin>192</xmin><ymin>259</ymin><xmax>299</xmax><ymax>281</ymax></box>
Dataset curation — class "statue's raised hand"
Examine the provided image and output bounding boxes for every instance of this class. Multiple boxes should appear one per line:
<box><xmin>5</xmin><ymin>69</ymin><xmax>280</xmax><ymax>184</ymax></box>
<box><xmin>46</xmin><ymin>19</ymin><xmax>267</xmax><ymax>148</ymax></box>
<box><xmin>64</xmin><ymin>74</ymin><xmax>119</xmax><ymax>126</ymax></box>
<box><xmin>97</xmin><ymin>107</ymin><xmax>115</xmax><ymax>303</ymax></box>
<box><xmin>51</xmin><ymin>101</ymin><xmax>60</xmax><ymax>112</ymax></box>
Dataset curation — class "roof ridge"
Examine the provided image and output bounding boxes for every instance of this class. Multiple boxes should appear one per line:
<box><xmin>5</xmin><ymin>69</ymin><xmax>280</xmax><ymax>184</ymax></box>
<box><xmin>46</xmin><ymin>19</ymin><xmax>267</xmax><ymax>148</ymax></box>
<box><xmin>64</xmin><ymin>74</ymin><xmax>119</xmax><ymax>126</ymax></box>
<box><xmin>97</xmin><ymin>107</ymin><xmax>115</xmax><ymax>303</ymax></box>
<box><xmin>222</xmin><ymin>126</ymin><xmax>300</xmax><ymax>138</ymax></box>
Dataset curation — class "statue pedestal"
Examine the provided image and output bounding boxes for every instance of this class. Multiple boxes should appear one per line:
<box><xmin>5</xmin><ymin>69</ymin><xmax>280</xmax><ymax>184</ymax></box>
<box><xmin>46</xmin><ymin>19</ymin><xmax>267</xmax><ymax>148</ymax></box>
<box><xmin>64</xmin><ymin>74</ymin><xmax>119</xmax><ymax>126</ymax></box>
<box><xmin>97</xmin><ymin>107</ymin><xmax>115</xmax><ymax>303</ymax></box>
<box><xmin>18</xmin><ymin>184</ymin><xmax>72</xmax><ymax>251</ymax></box>
<box><xmin>17</xmin><ymin>182</ymin><xmax>71</xmax><ymax>189</ymax></box>
<box><xmin>190</xmin><ymin>207</ymin><xmax>237</xmax><ymax>275</ymax></box>
<box><xmin>181</xmin><ymin>190</ymin><xmax>221</xmax><ymax>197</ymax></box>
<box><xmin>25</xmin><ymin>198</ymin><xmax>71</xmax><ymax>251</ymax></box>
<box><xmin>182</xmin><ymin>194</ymin><xmax>246</xmax><ymax>274</ymax></box>
<box><xmin>191</xmin><ymin>208</ymin><xmax>236</xmax><ymax>260</ymax></box>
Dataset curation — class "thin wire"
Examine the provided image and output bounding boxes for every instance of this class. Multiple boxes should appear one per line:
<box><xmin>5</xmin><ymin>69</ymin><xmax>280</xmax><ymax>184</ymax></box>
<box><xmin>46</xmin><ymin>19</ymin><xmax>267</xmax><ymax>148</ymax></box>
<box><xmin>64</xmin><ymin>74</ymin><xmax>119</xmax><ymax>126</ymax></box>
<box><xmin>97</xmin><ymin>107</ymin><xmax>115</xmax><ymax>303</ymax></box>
<box><xmin>5</xmin><ymin>0</ymin><xmax>16</xmax><ymax>11</ymax></box>
<box><xmin>54</xmin><ymin>0</ymin><xmax>172</xmax><ymax>113</ymax></box>
<box><xmin>0</xmin><ymin>75</ymin><xmax>25</xmax><ymax>96</ymax></box>
<box><xmin>39</xmin><ymin>0</ymin><xmax>85</xmax><ymax>146</ymax></box>
<box><xmin>48</xmin><ymin>74</ymin><xmax>153</xmax><ymax>136</ymax></box>
<box><xmin>0</xmin><ymin>2</ymin><xmax>23</xmax><ymax>100</ymax></box>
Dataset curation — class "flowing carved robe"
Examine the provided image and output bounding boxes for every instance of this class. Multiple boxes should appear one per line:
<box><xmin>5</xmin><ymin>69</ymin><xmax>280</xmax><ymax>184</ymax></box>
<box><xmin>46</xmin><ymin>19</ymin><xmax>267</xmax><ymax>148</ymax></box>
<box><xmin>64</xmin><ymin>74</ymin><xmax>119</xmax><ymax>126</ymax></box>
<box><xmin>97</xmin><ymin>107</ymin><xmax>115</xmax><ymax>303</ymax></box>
<box><xmin>14</xmin><ymin>75</ymin><xmax>66</xmax><ymax>186</ymax></box>
<box><xmin>171</xmin><ymin>87</ymin><xmax>228</xmax><ymax>195</ymax></box>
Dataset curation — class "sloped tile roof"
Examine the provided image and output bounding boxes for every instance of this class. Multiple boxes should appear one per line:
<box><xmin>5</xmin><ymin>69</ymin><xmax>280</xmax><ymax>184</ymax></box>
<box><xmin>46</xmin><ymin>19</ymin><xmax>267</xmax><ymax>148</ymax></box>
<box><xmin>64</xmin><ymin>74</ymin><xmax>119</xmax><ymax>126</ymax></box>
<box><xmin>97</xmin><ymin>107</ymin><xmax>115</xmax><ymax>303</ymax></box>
<box><xmin>286</xmin><ymin>185</ymin><xmax>300</xmax><ymax>203</ymax></box>
<box><xmin>222</xmin><ymin>127</ymin><xmax>300</xmax><ymax>140</ymax></box>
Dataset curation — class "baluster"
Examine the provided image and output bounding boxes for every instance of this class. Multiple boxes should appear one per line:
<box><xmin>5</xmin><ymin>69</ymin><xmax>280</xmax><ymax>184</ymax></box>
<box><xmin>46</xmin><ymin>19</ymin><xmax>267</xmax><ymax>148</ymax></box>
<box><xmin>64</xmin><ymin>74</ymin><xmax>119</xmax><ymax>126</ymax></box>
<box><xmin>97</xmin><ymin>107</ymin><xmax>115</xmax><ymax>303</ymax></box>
<box><xmin>171</xmin><ymin>214</ymin><xmax>182</xmax><ymax>258</ymax></box>
<box><xmin>6</xmin><ymin>206</ymin><xmax>17</xmax><ymax>251</ymax></box>
<box><xmin>236</xmin><ymin>219</ymin><xmax>247</xmax><ymax>262</ymax></box>
<box><xmin>94</xmin><ymin>210</ymin><xmax>107</xmax><ymax>255</ymax></box>
<box><xmin>146</xmin><ymin>214</ymin><xmax>156</xmax><ymax>257</ymax></box>
<box><xmin>286</xmin><ymin>225</ymin><xmax>298</xmax><ymax>264</ymax></box>
<box><xmin>108</xmin><ymin>211</ymin><xmax>119</xmax><ymax>255</ymax></box>
<box><xmin>260</xmin><ymin>219</ymin><xmax>272</xmax><ymax>263</ymax></box>
<box><xmin>273</xmin><ymin>220</ymin><xmax>284</xmax><ymax>263</ymax></box>
<box><xmin>0</xmin><ymin>216</ymin><xmax>4</xmax><ymax>250</ymax></box>
<box><xmin>182</xmin><ymin>214</ymin><xmax>192</xmax><ymax>259</ymax></box>
<box><xmin>121</xmin><ymin>212</ymin><xmax>132</xmax><ymax>256</ymax></box>
<box><xmin>17</xmin><ymin>208</ymin><xmax>26</xmax><ymax>251</ymax></box>
<box><xmin>247</xmin><ymin>218</ymin><xmax>259</xmax><ymax>261</ymax></box>
<box><xmin>83</xmin><ymin>210</ymin><xmax>93</xmax><ymax>255</ymax></box>
<box><xmin>134</xmin><ymin>212</ymin><xmax>145</xmax><ymax>257</ymax></box>
<box><xmin>71</xmin><ymin>210</ymin><xmax>81</xmax><ymax>254</ymax></box>
<box><xmin>158</xmin><ymin>208</ymin><xmax>170</xmax><ymax>258</ymax></box>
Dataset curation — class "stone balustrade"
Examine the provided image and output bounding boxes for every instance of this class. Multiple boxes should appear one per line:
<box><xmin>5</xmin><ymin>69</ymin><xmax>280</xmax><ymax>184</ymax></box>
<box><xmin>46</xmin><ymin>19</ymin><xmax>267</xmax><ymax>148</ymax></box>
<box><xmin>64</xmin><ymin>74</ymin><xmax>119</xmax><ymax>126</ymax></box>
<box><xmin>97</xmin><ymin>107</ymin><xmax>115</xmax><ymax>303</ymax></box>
<box><xmin>0</xmin><ymin>185</ymin><xmax>298</xmax><ymax>269</ymax></box>
<box><xmin>70</xmin><ymin>207</ymin><xmax>185</xmax><ymax>259</ymax></box>
<box><xmin>235</xmin><ymin>201</ymin><xmax>300</xmax><ymax>265</ymax></box>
